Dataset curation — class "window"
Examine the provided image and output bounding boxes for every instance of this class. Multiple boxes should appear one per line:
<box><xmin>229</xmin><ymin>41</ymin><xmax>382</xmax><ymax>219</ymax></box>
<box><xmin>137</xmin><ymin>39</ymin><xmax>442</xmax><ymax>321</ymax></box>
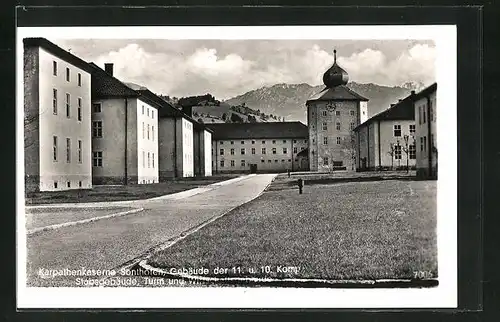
<box><xmin>220</xmin><ymin>141</ymin><xmax>223</xmax><ymax>145</ymax></box>
<box><xmin>350</xmin><ymin>110</ymin><xmax>355</xmax><ymax>116</ymax></box>
<box><xmin>79</xmin><ymin>181</ymin><xmax>82</xmax><ymax>188</ymax></box>
<box><xmin>152</xmin><ymin>110</ymin><xmax>155</xmax><ymax>119</ymax></box>
<box><xmin>261</xmin><ymin>159</ymin><xmax>265</xmax><ymax>163</ymax></box>
<box><xmin>394</xmin><ymin>124</ymin><xmax>401</xmax><ymax>137</ymax></box>
<box><xmin>418</xmin><ymin>106</ymin><xmax>422</xmax><ymax>124</ymax></box>
<box><xmin>323</xmin><ymin>157</ymin><xmax>329</xmax><ymax>166</ymax></box>
<box><xmin>66</xmin><ymin>93</ymin><xmax>71</xmax><ymax>118</ymax></box>
<box><xmin>52</xmin><ymin>136</ymin><xmax>58</xmax><ymax>161</ymax></box>
<box><xmin>336</xmin><ymin>137</ymin><xmax>341</xmax><ymax>145</ymax></box>
<box><xmin>230</xmin><ymin>141</ymin><xmax>234</xmax><ymax>145</ymax></box>
<box><xmin>322</xmin><ymin>122</ymin><xmax>327</xmax><ymax>130</ymax></box>
<box><xmin>335</xmin><ymin>111</ymin><xmax>340</xmax><ymax>116</ymax></box>
<box><xmin>241</xmin><ymin>141</ymin><xmax>245</xmax><ymax>144</ymax></box>
<box><xmin>252</xmin><ymin>140</ymin><xmax>255</xmax><ymax>144</ymax></box>
<box><xmin>283</xmin><ymin>148</ymin><xmax>287</xmax><ymax>154</ymax></box>
<box><xmin>363</xmin><ymin>111</ymin><xmax>366</xmax><ymax>115</ymax></box>
<box><xmin>282</xmin><ymin>159</ymin><xmax>285</xmax><ymax>163</ymax></box>
<box><xmin>423</xmin><ymin>106</ymin><xmax>427</xmax><ymax>123</ymax></box>
<box><xmin>293</xmin><ymin>140</ymin><xmax>297</xmax><ymax>143</ymax></box>
<box><xmin>66</xmin><ymin>138</ymin><xmax>71</xmax><ymax>163</ymax></box>
<box><xmin>231</xmin><ymin>160</ymin><xmax>235</xmax><ymax>167</ymax></box>
<box><xmin>241</xmin><ymin>148</ymin><xmax>245</xmax><ymax>155</ymax></box>
<box><xmin>322</xmin><ymin>110</ymin><xmax>327</xmax><ymax>116</ymax></box>
<box><xmin>220</xmin><ymin>149</ymin><xmax>224</xmax><ymax>155</ymax></box>
<box><xmin>93</xmin><ymin>103</ymin><xmax>102</xmax><ymax>113</ymax></box>
<box><xmin>333</xmin><ymin>161</ymin><xmax>343</xmax><ymax>167</ymax></box>
<box><xmin>251</xmin><ymin>148</ymin><xmax>256</xmax><ymax>154</ymax></box>
<box><xmin>304</xmin><ymin>140</ymin><xmax>307</xmax><ymax>143</ymax></box>
<box><xmin>272</xmin><ymin>140</ymin><xmax>276</xmax><ymax>144</ymax></box>
<box><xmin>54</xmin><ymin>181</ymin><xmax>58</xmax><ymax>189</ymax></box>
<box><xmin>350</xmin><ymin>122</ymin><xmax>355</xmax><ymax>130</ymax></box>
<box><xmin>78</xmin><ymin>73</ymin><xmax>82</xmax><ymax>86</ymax></box>
<box><xmin>147</xmin><ymin>124</ymin><xmax>150</xmax><ymax>140</ymax></box>
<box><xmin>66</xmin><ymin>67</ymin><xmax>70</xmax><ymax>82</ymax></box>
<box><xmin>409</xmin><ymin>124</ymin><xmax>416</xmax><ymax>134</ymax></box>
<box><xmin>323</xmin><ymin>137</ymin><xmax>328</xmax><ymax>145</ymax></box>
<box><xmin>52</xmin><ymin>89</ymin><xmax>57</xmax><ymax>114</ymax></box>
<box><xmin>262</xmin><ymin>140</ymin><xmax>265</xmax><ymax>144</ymax></box>
<box><xmin>293</xmin><ymin>147</ymin><xmax>298</xmax><ymax>153</ymax></box>
<box><xmin>336</xmin><ymin>122</ymin><xmax>341</xmax><ymax>130</ymax></box>
<box><xmin>268</xmin><ymin>160</ymin><xmax>272</xmax><ymax>163</ymax></box>
<box><xmin>262</xmin><ymin>148</ymin><xmax>266</xmax><ymax>154</ymax></box>
<box><xmin>423</xmin><ymin>136</ymin><xmax>427</xmax><ymax>152</ymax></box>
<box><xmin>394</xmin><ymin>145</ymin><xmax>402</xmax><ymax>160</ymax></box>
<box><xmin>92</xmin><ymin>121</ymin><xmax>102</xmax><ymax>138</ymax></box>
<box><xmin>77</xmin><ymin>98</ymin><xmax>82</xmax><ymax>121</ymax></box>
<box><xmin>275</xmin><ymin>160</ymin><xmax>278</xmax><ymax>163</ymax></box>
<box><xmin>420</xmin><ymin>137</ymin><xmax>424</xmax><ymax>152</ymax></box>
<box><xmin>152</xmin><ymin>126</ymin><xmax>155</xmax><ymax>141</ymax></box>
<box><xmin>52</xmin><ymin>61</ymin><xmax>57</xmax><ymax>76</ymax></box>
<box><xmin>230</xmin><ymin>148</ymin><xmax>235</xmax><ymax>155</ymax></box>
<box><xmin>431</xmin><ymin>134</ymin><xmax>435</xmax><ymax>149</ymax></box>
<box><xmin>283</xmin><ymin>140</ymin><xmax>286</xmax><ymax>143</ymax></box>
<box><xmin>142</xmin><ymin>151</ymin><xmax>145</xmax><ymax>168</ymax></box>
<box><xmin>142</xmin><ymin>122</ymin><xmax>145</xmax><ymax>139</ymax></box>
<box><xmin>409</xmin><ymin>144</ymin><xmax>416</xmax><ymax>159</ymax></box>
<box><xmin>147</xmin><ymin>108</ymin><xmax>149</xmax><ymax>117</ymax></box>
<box><xmin>142</xmin><ymin>105</ymin><xmax>145</xmax><ymax>115</ymax></box>
<box><xmin>67</xmin><ymin>182</ymin><xmax>71</xmax><ymax>188</ymax></box>
<box><xmin>220</xmin><ymin>160</ymin><xmax>225</xmax><ymax>167</ymax></box>
<box><xmin>78</xmin><ymin>140</ymin><xmax>82</xmax><ymax>163</ymax></box>
<box><xmin>93</xmin><ymin>151</ymin><xmax>103</xmax><ymax>167</ymax></box>
<box><xmin>272</xmin><ymin>148</ymin><xmax>277</xmax><ymax>154</ymax></box>
<box><xmin>241</xmin><ymin>160</ymin><xmax>246</xmax><ymax>167</ymax></box>
<box><xmin>148</xmin><ymin>152</ymin><xmax>150</xmax><ymax>168</ymax></box>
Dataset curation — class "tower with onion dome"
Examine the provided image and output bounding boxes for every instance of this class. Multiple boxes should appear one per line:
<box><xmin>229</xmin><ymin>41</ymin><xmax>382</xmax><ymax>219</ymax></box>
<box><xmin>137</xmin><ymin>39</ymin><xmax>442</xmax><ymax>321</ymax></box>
<box><xmin>305</xmin><ymin>49</ymin><xmax>369</xmax><ymax>172</ymax></box>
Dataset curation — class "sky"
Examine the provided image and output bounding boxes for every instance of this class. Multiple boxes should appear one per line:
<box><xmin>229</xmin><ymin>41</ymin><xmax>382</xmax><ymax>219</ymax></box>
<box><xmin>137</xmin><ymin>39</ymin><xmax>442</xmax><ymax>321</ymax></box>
<box><xmin>52</xmin><ymin>39</ymin><xmax>436</xmax><ymax>100</ymax></box>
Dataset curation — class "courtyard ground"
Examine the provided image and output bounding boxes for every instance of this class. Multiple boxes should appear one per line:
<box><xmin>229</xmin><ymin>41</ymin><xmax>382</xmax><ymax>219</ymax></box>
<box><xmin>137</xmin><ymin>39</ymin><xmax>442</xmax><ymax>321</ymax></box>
<box><xmin>25</xmin><ymin>174</ymin><xmax>241</xmax><ymax>205</ymax></box>
<box><xmin>148</xmin><ymin>177</ymin><xmax>437</xmax><ymax>281</ymax></box>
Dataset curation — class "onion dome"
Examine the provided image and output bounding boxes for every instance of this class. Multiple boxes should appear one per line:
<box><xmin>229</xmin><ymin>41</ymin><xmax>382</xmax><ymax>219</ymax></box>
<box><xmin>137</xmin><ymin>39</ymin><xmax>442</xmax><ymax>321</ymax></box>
<box><xmin>322</xmin><ymin>49</ymin><xmax>349</xmax><ymax>88</ymax></box>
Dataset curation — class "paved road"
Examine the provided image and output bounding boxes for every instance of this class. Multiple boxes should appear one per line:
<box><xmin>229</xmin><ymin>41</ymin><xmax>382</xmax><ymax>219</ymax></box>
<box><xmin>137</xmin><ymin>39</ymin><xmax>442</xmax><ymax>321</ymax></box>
<box><xmin>26</xmin><ymin>174</ymin><xmax>276</xmax><ymax>286</ymax></box>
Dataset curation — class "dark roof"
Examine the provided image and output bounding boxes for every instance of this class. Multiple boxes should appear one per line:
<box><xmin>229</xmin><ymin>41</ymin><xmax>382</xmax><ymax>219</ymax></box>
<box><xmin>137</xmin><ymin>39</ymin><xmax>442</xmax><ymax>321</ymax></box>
<box><xmin>23</xmin><ymin>38</ymin><xmax>94</xmax><ymax>73</ymax></box>
<box><xmin>205</xmin><ymin>122</ymin><xmax>308</xmax><ymax>140</ymax></box>
<box><xmin>353</xmin><ymin>93</ymin><xmax>415</xmax><ymax>131</ymax></box>
<box><xmin>306</xmin><ymin>85</ymin><xmax>368</xmax><ymax>104</ymax></box>
<box><xmin>412</xmin><ymin>82</ymin><xmax>437</xmax><ymax>101</ymax></box>
<box><xmin>88</xmin><ymin>63</ymin><xmax>139</xmax><ymax>98</ymax></box>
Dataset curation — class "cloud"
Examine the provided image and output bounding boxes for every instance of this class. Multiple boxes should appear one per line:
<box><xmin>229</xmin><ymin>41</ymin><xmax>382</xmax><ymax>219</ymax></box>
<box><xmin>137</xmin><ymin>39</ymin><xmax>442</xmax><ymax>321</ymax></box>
<box><xmin>87</xmin><ymin>40</ymin><xmax>435</xmax><ymax>99</ymax></box>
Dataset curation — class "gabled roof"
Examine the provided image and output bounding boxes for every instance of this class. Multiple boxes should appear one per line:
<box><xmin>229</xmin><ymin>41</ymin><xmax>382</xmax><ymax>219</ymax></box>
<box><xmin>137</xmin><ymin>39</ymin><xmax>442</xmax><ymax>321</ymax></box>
<box><xmin>353</xmin><ymin>93</ymin><xmax>414</xmax><ymax>131</ymax></box>
<box><xmin>412</xmin><ymin>82</ymin><xmax>437</xmax><ymax>101</ymax></box>
<box><xmin>88</xmin><ymin>63</ymin><xmax>139</xmax><ymax>98</ymax></box>
<box><xmin>306</xmin><ymin>85</ymin><xmax>368</xmax><ymax>104</ymax></box>
<box><xmin>23</xmin><ymin>37</ymin><xmax>94</xmax><ymax>73</ymax></box>
<box><xmin>205</xmin><ymin>122</ymin><xmax>308</xmax><ymax>140</ymax></box>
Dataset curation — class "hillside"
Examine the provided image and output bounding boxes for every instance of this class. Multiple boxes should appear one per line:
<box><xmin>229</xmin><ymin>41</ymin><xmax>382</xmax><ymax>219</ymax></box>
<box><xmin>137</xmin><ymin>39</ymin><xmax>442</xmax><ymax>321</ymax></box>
<box><xmin>224</xmin><ymin>82</ymin><xmax>415</xmax><ymax>124</ymax></box>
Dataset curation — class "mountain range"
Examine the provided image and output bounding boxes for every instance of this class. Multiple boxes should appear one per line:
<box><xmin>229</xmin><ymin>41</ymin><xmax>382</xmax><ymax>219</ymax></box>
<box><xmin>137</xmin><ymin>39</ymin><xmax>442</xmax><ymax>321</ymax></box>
<box><xmin>223</xmin><ymin>82</ymin><xmax>418</xmax><ymax>124</ymax></box>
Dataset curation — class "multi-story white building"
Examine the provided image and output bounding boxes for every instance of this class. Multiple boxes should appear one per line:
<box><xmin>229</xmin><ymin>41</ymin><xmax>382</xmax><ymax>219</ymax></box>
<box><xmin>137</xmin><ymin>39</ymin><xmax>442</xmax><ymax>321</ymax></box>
<box><xmin>206</xmin><ymin>122</ymin><xmax>309</xmax><ymax>174</ymax></box>
<box><xmin>413</xmin><ymin>83</ymin><xmax>437</xmax><ymax>178</ymax></box>
<box><xmin>306</xmin><ymin>50</ymin><xmax>369</xmax><ymax>172</ymax></box>
<box><xmin>89</xmin><ymin>63</ymin><xmax>159</xmax><ymax>184</ymax></box>
<box><xmin>24</xmin><ymin>38</ymin><xmax>93</xmax><ymax>192</ymax></box>
<box><xmin>353</xmin><ymin>94</ymin><xmax>417</xmax><ymax>171</ymax></box>
<box><xmin>194</xmin><ymin>122</ymin><xmax>213</xmax><ymax>177</ymax></box>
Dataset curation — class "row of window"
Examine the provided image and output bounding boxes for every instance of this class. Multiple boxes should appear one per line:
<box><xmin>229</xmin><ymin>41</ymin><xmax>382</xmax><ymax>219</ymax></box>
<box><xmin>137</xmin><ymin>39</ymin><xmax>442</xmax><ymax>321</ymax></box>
<box><xmin>321</xmin><ymin>137</ymin><xmax>343</xmax><ymax>145</ymax></box>
<box><xmin>219</xmin><ymin>146</ymin><xmax>305</xmax><ymax>156</ymax></box>
<box><xmin>92</xmin><ymin>150</ymin><xmax>156</xmax><ymax>168</ymax></box>
<box><xmin>52</xmin><ymin>136</ymin><xmax>83</xmax><ymax>163</ymax></box>
<box><xmin>141</xmin><ymin>105</ymin><xmax>155</xmax><ymax>119</ymax></box>
<box><xmin>52</xmin><ymin>180</ymin><xmax>84</xmax><ymax>189</ymax></box>
<box><xmin>219</xmin><ymin>159</ymin><xmax>293</xmax><ymax>167</ymax></box>
<box><xmin>391</xmin><ymin>144</ymin><xmax>417</xmax><ymax>160</ymax></box>
<box><xmin>319</xmin><ymin>110</ymin><xmax>356</xmax><ymax>117</ymax></box>
<box><xmin>142</xmin><ymin>122</ymin><xmax>155</xmax><ymax>141</ymax></box>
<box><xmin>220</xmin><ymin>139</ymin><xmax>307</xmax><ymax>145</ymax></box>
<box><xmin>52</xmin><ymin>89</ymin><xmax>83</xmax><ymax>121</ymax></box>
<box><xmin>53</xmin><ymin>61</ymin><xmax>82</xmax><ymax>86</ymax></box>
<box><xmin>322</xmin><ymin>158</ymin><xmax>345</xmax><ymax>166</ymax></box>
<box><xmin>394</xmin><ymin>124</ymin><xmax>416</xmax><ymax>137</ymax></box>
<box><xmin>321</xmin><ymin>121</ymin><xmax>356</xmax><ymax>131</ymax></box>
<box><xmin>417</xmin><ymin>101</ymin><xmax>435</xmax><ymax>125</ymax></box>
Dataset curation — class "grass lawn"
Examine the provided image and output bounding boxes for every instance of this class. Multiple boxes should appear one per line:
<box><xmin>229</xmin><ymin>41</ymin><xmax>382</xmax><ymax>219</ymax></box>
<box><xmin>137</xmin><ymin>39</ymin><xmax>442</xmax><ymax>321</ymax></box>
<box><xmin>26</xmin><ymin>174</ymin><xmax>241</xmax><ymax>205</ymax></box>
<box><xmin>148</xmin><ymin>179</ymin><xmax>437</xmax><ymax>281</ymax></box>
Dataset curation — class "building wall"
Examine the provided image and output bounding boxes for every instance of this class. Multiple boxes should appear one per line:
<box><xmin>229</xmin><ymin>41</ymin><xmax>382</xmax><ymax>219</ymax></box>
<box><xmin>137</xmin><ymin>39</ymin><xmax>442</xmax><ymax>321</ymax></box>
<box><xmin>178</xmin><ymin>118</ymin><xmax>194</xmax><ymax>177</ymax></box>
<box><xmin>24</xmin><ymin>46</ymin><xmax>40</xmax><ymax>192</ymax></box>
<box><xmin>414</xmin><ymin>90</ymin><xmax>437</xmax><ymax>178</ymax></box>
<box><xmin>307</xmin><ymin>100</ymin><xmax>360</xmax><ymax>172</ymax></box>
<box><xmin>136</xmin><ymin>98</ymin><xmax>159</xmax><ymax>183</ymax></box>
<box><xmin>37</xmin><ymin>47</ymin><xmax>92</xmax><ymax>191</ymax></box>
<box><xmin>91</xmin><ymin>98</ymin><xmax>127</xmax><ymax>184</ymax></box>
<box><xmin>360</xmin><ymin>101</ymin><xmax>369</xmax><ymax>124</ymax></box>
<box><xmin>158</xmin><ymin>117</ymin><xmax>176</xmax><ymax>179</ymax></box>
<box><xmin>203</xmin><ymin>130</ymin><xmax>212</xmax><ymax>176</ymax></box>
<box><xmin>193</xmin><ymin>129</ymin><xmax>202</xmax><ymax>176</ymax></box>
<box><xmin>212</xmin><ymin>137</ymin><xmax>308</xmax><ymax>173</ymax></box>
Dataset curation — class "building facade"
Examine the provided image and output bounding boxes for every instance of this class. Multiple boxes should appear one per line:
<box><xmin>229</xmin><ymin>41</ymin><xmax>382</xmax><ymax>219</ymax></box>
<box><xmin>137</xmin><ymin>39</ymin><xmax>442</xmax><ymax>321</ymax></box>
<box><xmin>24</xmin><ymin>38</ymin><xmax>93</xmax><ymax>192</ymax></box>
<box><xmin>206</xmin><ymin>122</ymin><xmax>309</xmax><ymax>174</ymax></box>
<box><xmin>306</xmin><ymin>50</ymin><xmax>369</xmax><ymax>172</ymax></box>
<box><xmin>354</xmin><ymin>95</ymin><xmax>417</xmax><ymax>171</ymax></box>
<box><xmin>193</xmin><ymin>123</ymin><xmax>213</xmax><ymax>177</ymax></box>
<box><xmin>89</xmin><ymin>63</ymin><xmax>159</xmax><ymax>185</ymax></box>
<box><xmin>413</xmin><ymin>83</ymin><xmax>437</xmax><ymax>178</ymax></box>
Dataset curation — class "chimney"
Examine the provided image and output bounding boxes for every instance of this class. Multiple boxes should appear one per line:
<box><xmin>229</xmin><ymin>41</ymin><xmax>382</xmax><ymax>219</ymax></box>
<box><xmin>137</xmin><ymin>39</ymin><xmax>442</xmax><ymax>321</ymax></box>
<box><xmin>104</xmin><ymin>63</ymin><xmax>114</xmax><ymax>76</ymax></box>
<box><xmin>398</xmin><ymin>99</ymin><xmax>402</xmax><ymax>102</ymax></box>
<box><xmin>182</xmin><ymin>106</ymin><xmax>193</xmax><ymax>117</ymax></box>
<box><xmin>411</xmin><ymin>90</ymin><xmax>416</xmax><ymax>95</ymax></box>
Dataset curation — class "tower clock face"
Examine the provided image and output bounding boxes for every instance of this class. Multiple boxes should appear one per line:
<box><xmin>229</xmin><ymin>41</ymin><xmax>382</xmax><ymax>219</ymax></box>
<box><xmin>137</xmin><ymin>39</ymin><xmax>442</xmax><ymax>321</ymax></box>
<box><xmin>325</xmin><ymin>102</ymin><xmax>340</xmax><ymax>111</ymax></box>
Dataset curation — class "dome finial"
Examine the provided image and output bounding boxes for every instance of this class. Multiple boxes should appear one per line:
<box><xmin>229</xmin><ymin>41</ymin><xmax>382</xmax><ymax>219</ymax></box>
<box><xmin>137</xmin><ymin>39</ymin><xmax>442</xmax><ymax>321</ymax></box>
<box><xmin>334</xmin><ymin>49</ymin><xmax>337</xmax><ymax>63</ymax></box>
<box><xmin>322</xmin><ymin>49</ymin><xmax>349</xmax><ymax>88</ymax></box>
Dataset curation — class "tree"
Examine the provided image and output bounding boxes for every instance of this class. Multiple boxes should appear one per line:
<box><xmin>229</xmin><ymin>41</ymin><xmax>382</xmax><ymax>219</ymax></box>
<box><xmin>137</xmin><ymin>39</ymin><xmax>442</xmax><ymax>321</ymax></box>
<box><xmin>340</xmin><ymin>132</ymin><xmax>357</xmax><ymax>171</ymax></box>
<box><xmin>230</xmin><ymin>113</ymin><xmax>244</xmax><ymax>123</ymax></box>
<box><xmin>388</xmin><ymin>143</ymin><xmax>395</xmax><ymax>170</ymax></box>
<box><xmin>222</xmin><ymin>113</ymin><xmax>228</xmax><ymax>121</ymax></box>
<box><xmin>197</xmin><ymin>118</ymin><xmax>204</xmax><ymax>123</ymax></box>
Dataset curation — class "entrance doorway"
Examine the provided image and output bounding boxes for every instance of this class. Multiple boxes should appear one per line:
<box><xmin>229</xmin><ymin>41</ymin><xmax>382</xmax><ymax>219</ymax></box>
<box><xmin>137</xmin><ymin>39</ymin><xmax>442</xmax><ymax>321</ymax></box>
<box><xmin>250</xmin><ymin>164</ymin><xmax>257</xmax><ymax>173</ymax></box>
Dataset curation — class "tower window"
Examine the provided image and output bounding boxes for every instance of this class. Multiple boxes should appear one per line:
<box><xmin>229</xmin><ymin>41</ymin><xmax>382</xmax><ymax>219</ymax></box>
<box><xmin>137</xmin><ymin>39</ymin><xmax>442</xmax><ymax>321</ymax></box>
<box><xmin>322</xmin><ymin>111</ymin><xmax>327</xmax><ymax>117</ymax></box>
<box><xmin>394</xmin><ymin>124</ymin><xmax>402</xmax><ymax>137</ymax></box>
<box><xmin>335</xmin><ymin>111</ymin><xmax>340</xmax><ymax>116</ymax></box>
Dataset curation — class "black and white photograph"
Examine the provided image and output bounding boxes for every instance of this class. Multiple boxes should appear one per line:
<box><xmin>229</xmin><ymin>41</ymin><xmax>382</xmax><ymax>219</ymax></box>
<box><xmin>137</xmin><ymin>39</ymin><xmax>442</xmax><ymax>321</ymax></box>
<box><xmin>17</xmin><ymin>25</ymin><xmax>457</xmax><ymax>308</ymax></box>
